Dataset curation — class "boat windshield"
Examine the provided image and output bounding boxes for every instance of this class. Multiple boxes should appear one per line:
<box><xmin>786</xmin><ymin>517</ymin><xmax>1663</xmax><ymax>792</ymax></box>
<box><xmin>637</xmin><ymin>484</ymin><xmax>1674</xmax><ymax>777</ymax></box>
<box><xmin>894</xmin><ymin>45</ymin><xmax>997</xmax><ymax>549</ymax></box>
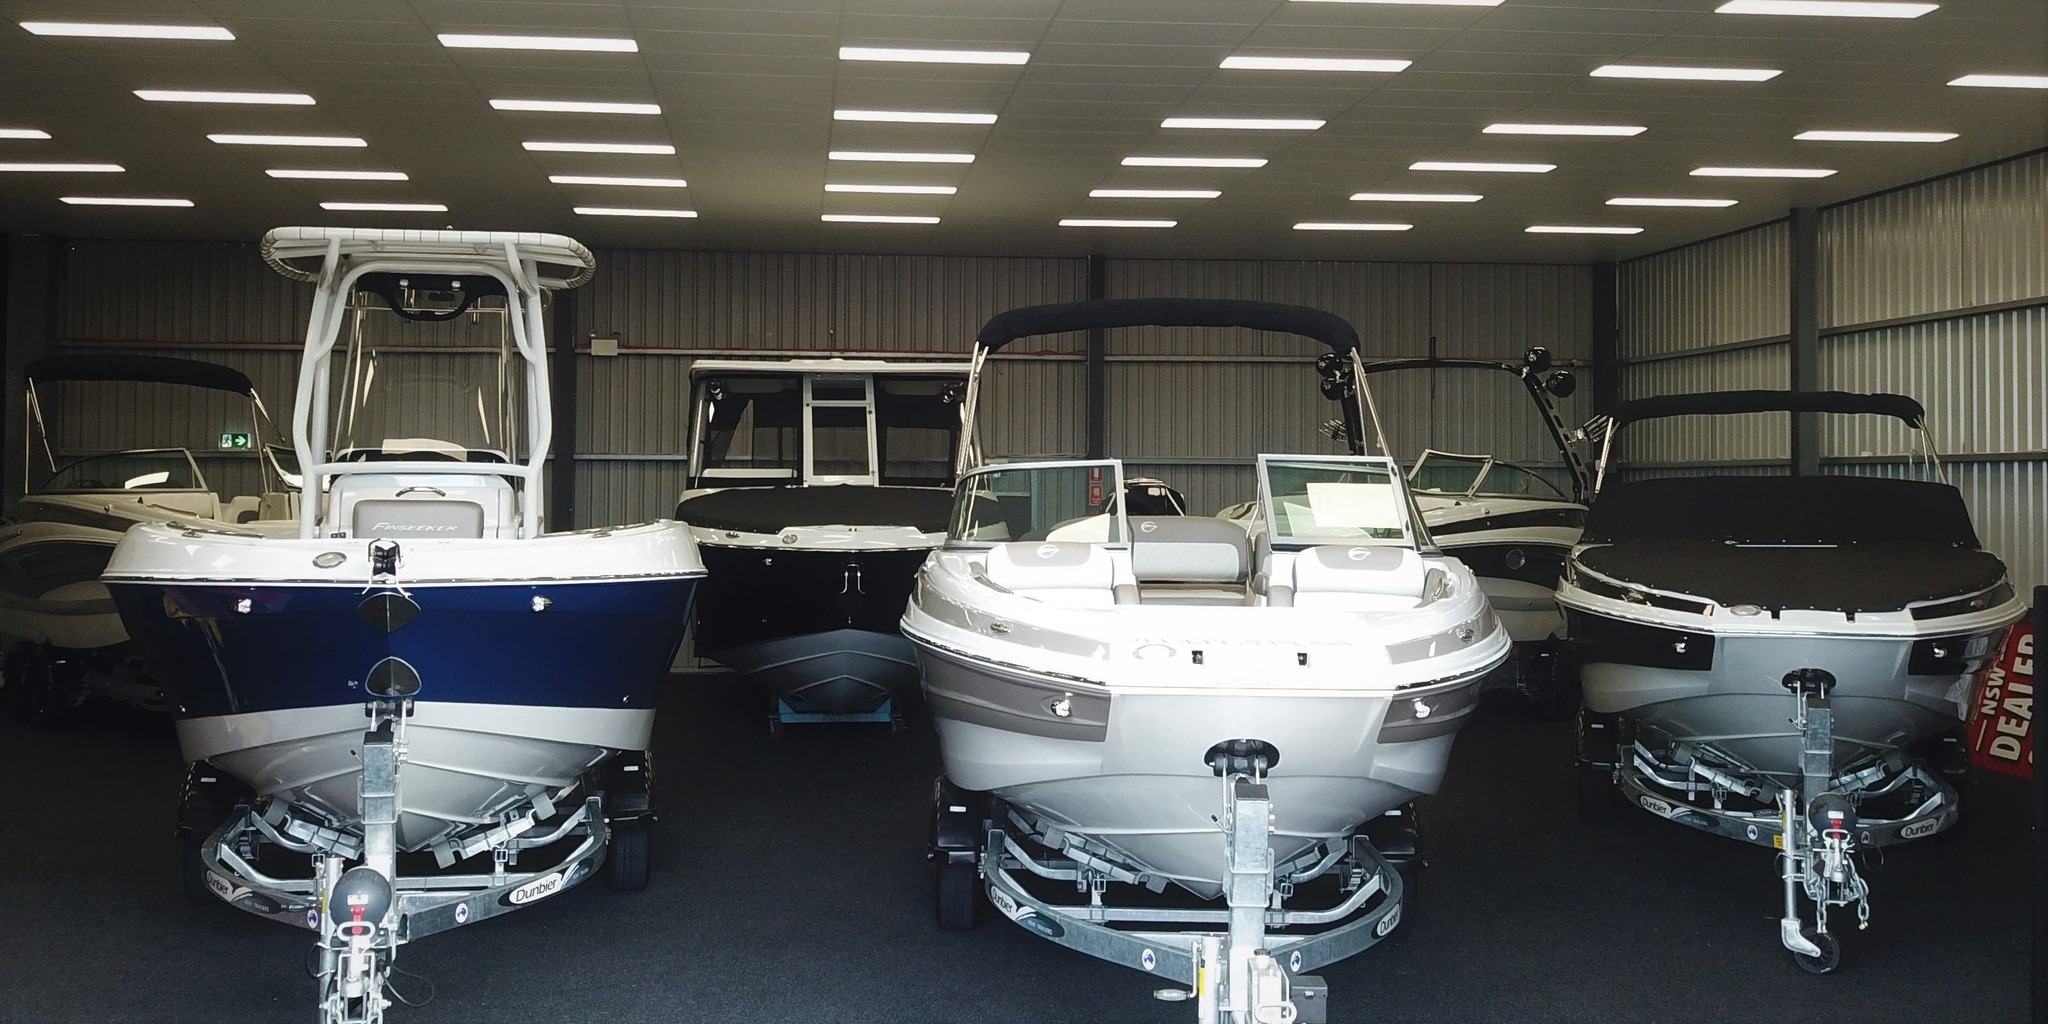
<box><xmin>1258</xmin><ymin>455</ymin><xmax>1418</xmax><ymax>548</ymax></box>
<box><xmin>43</xmin><ymin>449</ymin><xmax>204</xmax><ymax>493</ymax></box>
<box><xmin>693</xmin><ymin>371</ymin><xmax>965</xmax><ymax>488</ymax></box>
<box><xmin>948</xmin><ymin>460</ymin><xmax>1125</xmax><ymax>545</ymax></box>
<box><xmin>1409</xmin><ymin>449</ymin><xmax>1567</xmax><ymax>499</ymax></box>
<box><xmin>329</xmin><ymin>299</ymin><xmax>521</xmax><ymax>463</ymax></box>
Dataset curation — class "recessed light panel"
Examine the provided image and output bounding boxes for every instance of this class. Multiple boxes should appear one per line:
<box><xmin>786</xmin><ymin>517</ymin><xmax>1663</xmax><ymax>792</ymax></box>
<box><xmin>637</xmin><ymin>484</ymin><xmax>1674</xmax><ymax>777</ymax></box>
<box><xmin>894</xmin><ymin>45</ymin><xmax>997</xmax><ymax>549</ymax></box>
<box><xmin>0</xmin><ymin>162</ymin><xmax>123</xmax><ymax>172</ymax></box>
<box><xmin>1088</xmin><ymin>189</ymin><xmax>1221</xmax><ymax>199</ymax></box>
<box><xmin>834</xmin><ymin>110</ymin><xmax>997</xmax><ymax>125</ymax></box>
<box><xmin>60</xmin><ymin>196</ymin><xmax>193</xmax><ymax>207</ymax></box>
<box><xmin>1715</xmin><ymin>1</ymin><xmax>1936</xmax><ymax>16</ymax></box>
<box><xmin>1691</xmin><ymin>166</ymin><xmax>1836</xmax><ymax>177</ymax></box>
<box><xmin>1351</xmin><ymin>192</ymin><xmax>1483</xmax><ymax>202</ymax></box>
<box><xmin>1949</xmin><ymin>74</ymin><xmax>2048</xmax><ymax>89</ymax></box>
<box><xmin>320</xmin><ymin>202</ymin><xmax>448</xmax><ymax>212</ymax></box>
<box><xmin>829</xmin><ymin>151</ymin><xmax>976</xmax><ymax>163</ymax></box>
<box><xmin>1295</xmin><ymin>222</ymin><xmax>1413</xmax><ymax>231</ymax></box>
<box><xmin>1288</xmin><ymin>0</ymin><xmax>1504</xmax><ymax>6</ymax></box>
<box><xmin>491</xmin><ymin>99</ymin><xmax>661</xmax><ymax>115</ymax></box>
<box><xmin>1163</xmin><ymin>117</ymin><xmax>1325</xmax><ymax>130</ymax></box>
<box><xmin>838</xmin><ymin>47</ymin><xmax>1029</xmax><ymax>65</ymax></box>
<box><xmin>1410</xmin><ymin>161</ymin><xmax>1555</xmax><ymax>173</ymax></box>
<box><xmin>823</xmin><ymin>214</ymin><xmax>941</xmax><ymax>224</ymax></box>
<box><xmin>1123</xmin><ymin>156</ymin><xmax>1268</xmax><ymax>168</ymax></box>
<box><xmin>1220</xmin><ymin>56</ymin><xmax>1411</xmax><ymax>73</ymax></box>
<box><xmin>268</xmin><ymin>169</ymin><xmax>409</xmax><ymax>180</ymax></box>
<box><xmin>1794</xmin><ymin>130</ymin><xmax>1956</xmax><ymax>142</ymax></box>
<box><xmin>136</xmin><ymin>90</ymin><xmax>314</xmax><ymax>105</ymax></box>
<box><xmin>210</xmin><ymin>134</ymin><xmax>366</xmax><ymax>147</ymax></box>
<box><xmin>1484</xmin><ymin>123</ymin><xmax>1645</xmax><ymax>136</ymax></box>
<box><xmin>1060</xmin><ymin>218</ymin><xmax>1176</xmax><ymax>228</ymax></box>
<box><xmin>1592</xmin><ymin>65</ymin><xmax>1782</xmax><ymax>82</ymax></box>
<box><xmin>438</xmin><ymin>34</ymin><xmax>637</xmax><ymax>52</ymax></box>
<box><xmin>825</xmin><ymin>184</ymin><xmax>958</xmax><ymax>194</ymax></box>
<box><xmin>574</xmin><ymin>207</ymin><xmax>698</xmax><ymax>218</ymax></box>
<box><xmin>1607</xmin><ymin>197</ymin><xmax>1739</xmax><ymax>207</ymax></box>
<box><xmin>1527</xmin><ymin>225</ymin><xmax>1644</xmax><ymax>234</ymax></box>
<box><xmin>0</xmin><ymin>128</ymin><xmax>51</xmax><ymax>139</ymax></box>
<box><xmin>21</xmin><ymin>22</ymin><xmax>232</xmax><ymax>40</ymax></box>
<box><xmin>523</xmin><ymin>141</ymin><xmax>676</xmax><ymax>154</ymax></box>
<box><xmin>550</xmin><ymin>175</ymin><xmax>688</xmax><ymax>188</ymax></box>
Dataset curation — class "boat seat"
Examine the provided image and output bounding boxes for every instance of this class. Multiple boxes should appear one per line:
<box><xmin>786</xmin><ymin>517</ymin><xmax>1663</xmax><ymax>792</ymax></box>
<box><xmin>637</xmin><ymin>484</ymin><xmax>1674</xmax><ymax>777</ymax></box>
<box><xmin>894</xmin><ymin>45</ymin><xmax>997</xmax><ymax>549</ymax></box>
<box><xmin>1121</xmin><ymin>517</ymin><xmax>1253</xmax><ymax>605</ymax></box>
<box><xmin>1280</xmin><ymin>544</ymin><xmax>1428</xmax><ymax>610</ymax></box>
<box><xmin>982</xmin><ymin>541</ymin><xmax>1117</xmax><ymax>607</ymax></box>
<box><xmin>351</xmin><ymin>498</ymin><xmax>486</xmax><ymax>540</ymax></box>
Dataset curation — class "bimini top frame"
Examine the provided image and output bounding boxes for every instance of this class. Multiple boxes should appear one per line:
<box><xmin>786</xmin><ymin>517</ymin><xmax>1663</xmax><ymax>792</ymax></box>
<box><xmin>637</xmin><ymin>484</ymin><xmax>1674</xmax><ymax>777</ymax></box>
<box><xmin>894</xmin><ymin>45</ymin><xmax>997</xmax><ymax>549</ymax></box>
<box><xmin>260</xmin><ymin>227</ymin><xmax>596</xmax><ymax>540</ymax></box>
<box><xmin>1592</xmin><ymin>388</ymin><xmax>1942</xmax><ymax>494</ymax></box>
<box><xmin>957</xmin><ymin>297</ymin><xmax>1382</xmax><ymax>474</ymax></box>
<box><xmin>21</xmin><ymin>353</ymin><xmax>276</xmax><ymax>490</ymax></box>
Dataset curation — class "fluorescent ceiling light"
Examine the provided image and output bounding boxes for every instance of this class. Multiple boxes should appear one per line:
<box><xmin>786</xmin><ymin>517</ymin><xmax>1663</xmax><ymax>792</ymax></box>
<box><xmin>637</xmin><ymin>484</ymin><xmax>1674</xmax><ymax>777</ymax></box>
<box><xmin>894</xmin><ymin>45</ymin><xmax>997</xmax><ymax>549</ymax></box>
<box><xmin>20</xmin><ymin>22</ymin><xmax>232</xmax><ymax>40</ymax></box>
<box><xmin>210</xmin><ymin>134</ymin><xmax>366</xmax><ymax>147</ymax></box>
<box><xmin>0</xmin><ymin>128</ymin><xmax>51</xmax><ymax>139</ymax></box>
<box><xmin>1163</xmin><ymin>117</ymin><xmax>1324</xmax><ymax>130</ymax></box>
<box><xmin>1287</xmin><ymin>0</ymin><xmax>1504</xmax><ymax>6</ymax></box>
<box><xmin>320</xmin><ymin>202</ymin><xmax>448</xmax><ymax>212</ymax></box>
<box><xmin>1295</xmin><ymin>222</ymin><xmax>1413</xmax><ymax>231</ymax></box>
<box><xmin>491</xmin><ymin>99</ymin><xmax>660</xmax><ymax>115</ymax></box>
<box><xmin>1484</xmin><ymin>122</ymin><xmax>1645</xmax><ymax>136</ymax></box>
<box><xmin>523</xmin><ymin>141</ymin><xmax>675</xmax><ymax>154</ymax></box>
<box><xmin>839</xmin><ymin>46</ymin><xmax>1029</xmax><ymax>65</ymax></box>
<box><xmin>60</xmin><ymin>196</ymin><xmax>192</xmax><ymax>207</ymax></box>
<box><xmin>1592</xmin><ymin>64</ymin><xmax>1781</xmax><ymax>82</ymax></box>
<box><xmin>1607</xmin><ymin>197</ymin><xmax>1739</xmax><ymax>207</ymax></box>
<box><xmin>1692</xmin><ymin>166</ymin><xmax>1836</xmax><ymax>177</ymax></box>
<box><xmin>1527</xmin><ymin>225</ymin><xmax>1644</xmax><ymax>234</ymax></box>
<box><xmin>825</xmin><ymin>183</ymin><xmax>957</xmax><ymax>194</ymax></box>
<box><xmin>268</xmin><ymin>169</ymin><xmax>408</xmax><ymax>181</ymax></box>
<box><xmin>1794</xmin><ymin>130</ymin><xmax>1956</xmax><ymax>142</ymax></box>
<box><xmin>438</xmin><ymin>33</ymin><xmax>636</xmax><ymax>53</ymax></box>
<box><xmin>829</xmin><ymin>150</ymin><xmax>975</xmax><ymax>163</ymax></box>
<box><xmin>1089</xmin><ymin>189</ymin><xmax>1221</xmax><ymax>199</ymax></box>
<box><xmin>1351</xmin><ymin>191</ymin><xmax>1482</xmax><ymax>202</ymax></box>
<box><xmin>574</xmin><ymin>206</ymin><xmax>698</xmax><ymax>218</ymax></box>
<box><xmin>1123</xmin><ymin>156</ymin><xmax>1268</xmax><ymax>168</ymax></box>
<box><xmin>1220</xmin><ymin>56</ymin><xmax>1411</xmax><ymax>73</ymax></box>
<box><xmin>1410</xmin><ymin>161</ymin><xmax>1554</xmax><ymax>173</ymax></box>
<box><xmin>1715</xmin><ymin>1</ymin><xmax>1936</xmax><ymax>16</ymax></box>
<box><xmin>822</xmin><ymin>214</ymin><xmax>941</xmax><ymax>224</ymax></box>
<box><xmin>1949</xmin><ymin>74</ymin><xmax>2048</xmax><ymax>89</ymax></box>
<box><xmin>1060</xmin><ymin>218</ymin><xmax>1175</xmax><ymax>228</ymax></box>
<box><xmin>136</xmin><ymin>90</ymin><xmax>313</xmax><ymax>105</ymax></box>
<box><xmin>834</xmin><ymin>109</ymin><xmax>997</xmax><ymax>125</ymax></box>
<box><xmin>550</xmin><ymin>175</ymin><xmax>688</xmax><ymax>187</ymax></box>
<box><xmin>0</xmin><ymin>162</ymin><xmax>124</xmax><ymax>172</ymax></box>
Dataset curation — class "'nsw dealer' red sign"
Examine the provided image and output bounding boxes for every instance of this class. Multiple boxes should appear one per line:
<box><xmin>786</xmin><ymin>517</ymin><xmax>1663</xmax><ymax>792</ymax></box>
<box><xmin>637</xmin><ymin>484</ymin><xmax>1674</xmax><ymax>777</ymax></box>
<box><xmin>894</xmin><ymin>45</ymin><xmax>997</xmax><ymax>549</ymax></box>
<box><xmin>1968</xmin><ymin>618</ymin><xmax>2035</xmax><ymax>779</ymax></box>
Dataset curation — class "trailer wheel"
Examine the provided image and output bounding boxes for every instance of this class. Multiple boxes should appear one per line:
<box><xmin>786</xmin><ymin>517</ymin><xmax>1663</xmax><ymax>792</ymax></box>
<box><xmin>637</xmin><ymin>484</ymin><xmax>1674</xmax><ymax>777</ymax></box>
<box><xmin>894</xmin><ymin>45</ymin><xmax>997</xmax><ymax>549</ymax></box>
<box><xmin>605</xmin><ymin>827</ymin><xmax>649</xmax><ymax>892</ymax></box>
<box><xmin>1384</xmin><ymin>857</ymin><xmax>1418</xmax><ymax>938</ymax></box>
<box><xmin>1793</xmin><ymin>930</ymin><xmax>1840</xmax><ymax>975</ymax></box>
<box><xmin>10</xmin><ymin>644</ymin><xmax>88</xmax><ymax>728</ymax></box>
<box><xmin>934</xmin><ymin>860</ymin><xmax>983</xmax><ymax>931</ymax></box>
<box><xmin>1576</xmin><ymin>764</ymin><xmax>1625</xmax><ymax>824</ymax></box>
<box><xmin>1527</xmin><ymin>646</ymin><xmax>1582</xmax><ymax>722</ymax></box>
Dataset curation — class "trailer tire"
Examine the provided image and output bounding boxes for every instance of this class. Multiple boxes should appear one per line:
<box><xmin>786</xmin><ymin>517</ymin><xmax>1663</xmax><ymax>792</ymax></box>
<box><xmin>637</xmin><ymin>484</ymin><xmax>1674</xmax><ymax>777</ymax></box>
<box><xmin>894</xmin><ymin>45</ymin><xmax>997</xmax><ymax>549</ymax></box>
<box><xmin>934</xmin><ymin>861</ymin><xmax>982</xmax><ymax>931</ymax></box>
<box><xmin>1792</xmin><ymin>930</ymin><xmax>1840</xmax><ymax>975</ymax></box>
<box><xmin>605</xmin><ymin>827</ymin><xmax>649</xmax><ymax>892</ymax></box>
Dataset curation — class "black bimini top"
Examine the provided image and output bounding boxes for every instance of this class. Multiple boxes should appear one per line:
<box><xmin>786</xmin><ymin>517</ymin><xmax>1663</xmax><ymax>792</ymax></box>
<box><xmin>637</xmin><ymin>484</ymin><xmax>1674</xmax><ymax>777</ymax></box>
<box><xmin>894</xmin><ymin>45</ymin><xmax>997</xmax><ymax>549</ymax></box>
<box><xmin>976</xmin><ymin>298</ymin><xmax>1359</xmax><ymax>355</ymax></box>
<box><xmin>1607</xmin><ymin>389</ymin><xmax>1925</xmax><ymax>428</ymax></box>
<box><xmin>24</xmin><ymin>354</ymin><xmax>255</xmax><ymax>396</ymax></box>
<box><xmin>676</xmin><ymin>485</ymin><xmax>953</xmax><ymax>534</ymax></box>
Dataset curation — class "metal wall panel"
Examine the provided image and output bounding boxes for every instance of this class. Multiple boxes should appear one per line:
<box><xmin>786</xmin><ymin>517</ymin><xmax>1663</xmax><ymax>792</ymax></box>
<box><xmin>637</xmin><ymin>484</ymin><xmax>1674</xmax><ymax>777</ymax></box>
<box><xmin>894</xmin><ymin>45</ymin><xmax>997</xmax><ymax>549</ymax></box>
<box><xmin>577</xmin><ymin>249</ymin><xmax>837</xmax><ymax>350</ymax></box>
<box><xmin>572</xmin><ymin>460</ymin><xmax>691</xmax><ymax>530</ymax></box>
<box><xmin>1819</xmin><ymin>307</ymin><xmax>2048</xmax><ymax>458</ymax></box>
<box><xmin>1821</xmin><ymin>152</ymin><xmax>2048</xmax><ymax>327</ymax></box>
<box><xmin>1618</xmin><ymin>222</ymin><xmax>1790</xmax><ymax>357</ymax></box>
<box><xmin>833</xmin><ymin>254</ymin><xmax>1088</xmax><ymax>353</ymax></box>
<box><xmin>1434</xmin><ymin>263</ymin><xmax>1591</xmax><ymax>360</ymax></box>
<box><xmin>1615</xmin><ymin>344</ymin><xmax>1791</xmax><ymax>465</ymax></box>
<box><xmin>60</xmin><ymin>240</ymin><xmax>308</xmax><ymax>345</ymax></box>
<box><xmin>1103</xmin><ymin>259</ymin><xmax>1440</xmax><ymax>357</ymax></box>
<box><xmin>1105</xmin><ymin>361</ymin><xmax>1344</xmax><ymax>462</ymax></box>
<box><xmin>1122</xmin><ymin>463</ymin><xmax>1258</xmax><ymax>518</ymax></box>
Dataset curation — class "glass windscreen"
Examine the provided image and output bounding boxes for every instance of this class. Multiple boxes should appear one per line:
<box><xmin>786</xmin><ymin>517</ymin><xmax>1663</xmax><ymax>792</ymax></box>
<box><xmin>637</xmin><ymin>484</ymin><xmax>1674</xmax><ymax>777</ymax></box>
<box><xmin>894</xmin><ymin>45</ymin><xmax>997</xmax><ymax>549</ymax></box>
<box><xmin>695</xmin><ymin>375</ymin><xmax>802</xmax><ymax>485</ymax></box>
<box><xmin>331</xmin><ymin>300</ymin><xmax>521</xmax><ymax>463</ymax></box>
<box><xmin>948</xmin><ymin>461</ymin><xmax>1123</xmax><ymax>545</ymax></box>
<box><xmin>1408</xmin><ymin>451</ymin><xmax>1491</xmax><ymax>496</ymax></box>
<box><xmin>1260</xmin><ymin>457</ymin><xmax>1413</xmax><ymax>547</ymax></box>
<box><xmin>45</xmin><ymin>449</ymin><xmax>203</xmax><ymax>492</ymax></box>
<box><xmin>876</xmin><ymin>375</ymin><xmax>964</xmax><ymax>488</ymax></box>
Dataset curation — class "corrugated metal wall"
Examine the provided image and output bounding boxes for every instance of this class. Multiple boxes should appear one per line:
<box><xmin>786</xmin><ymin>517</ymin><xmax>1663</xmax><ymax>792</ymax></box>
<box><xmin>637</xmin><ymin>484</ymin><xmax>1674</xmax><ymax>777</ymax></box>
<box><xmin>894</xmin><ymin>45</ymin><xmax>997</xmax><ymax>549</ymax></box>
<box><xmin>1617</xmin><ymin>151</ymin><xmax>2048</xmax><ymax>591</ymax></box>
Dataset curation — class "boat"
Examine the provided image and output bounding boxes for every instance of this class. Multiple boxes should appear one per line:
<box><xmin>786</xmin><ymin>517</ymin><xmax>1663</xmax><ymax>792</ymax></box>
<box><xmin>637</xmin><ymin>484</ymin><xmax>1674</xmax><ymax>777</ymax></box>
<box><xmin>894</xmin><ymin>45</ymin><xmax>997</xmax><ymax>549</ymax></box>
<box><xmin>1359</xmin><ymin>349</ymin><xmax>1588</xmax><ymax>716</ymax></box>
<box><xmin>101</xmin><ymin>228</ymin><xmax>705</xmax><ymax>1024</ymax></box>
<box><xmin>1559</xmin><ymin>389</ymin><xmax>2024</xmax><ymax>974</ymax></box>
<box><xmin>0</xmin><ymin>354</ymin><xmax>290</xmax><ymax>723</ymax></box>
<box><xmin>674</xmin><ymin>357</ymin><xmax>970</xmax><ymax>729</ymax></box>
<box><xmin>906</xmin><ymin>298</ymin><xmax>1511</xmax><ymax>1024</ymax></box>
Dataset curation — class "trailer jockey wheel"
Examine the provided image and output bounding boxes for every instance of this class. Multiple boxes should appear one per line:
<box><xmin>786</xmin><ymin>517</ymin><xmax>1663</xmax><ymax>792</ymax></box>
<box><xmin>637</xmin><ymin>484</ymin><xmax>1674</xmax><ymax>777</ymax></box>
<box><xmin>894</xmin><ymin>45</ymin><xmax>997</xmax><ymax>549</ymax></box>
<box><xmin>1793</xmin><ymin>930</ymin><xmax>1840</xmax><ymax>975</ymax></box>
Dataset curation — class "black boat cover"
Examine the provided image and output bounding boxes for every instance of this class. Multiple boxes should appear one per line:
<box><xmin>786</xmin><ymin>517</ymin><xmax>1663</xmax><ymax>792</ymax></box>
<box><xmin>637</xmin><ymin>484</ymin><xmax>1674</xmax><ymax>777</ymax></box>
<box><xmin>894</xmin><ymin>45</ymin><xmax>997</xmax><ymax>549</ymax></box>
<box><xmin>24</xmin><ymin>354</ymin><xmax>255</xmax><ymax>396</ymax></box>
<box><xmin>1607</xmin><ymin>390</ymin><xmax>1924</xmax><ymax>427</ymax></box>
<box><xmin>1577</xmin><ymin>540</ymin><xmax>2007</xmax><ymax>614</ymax></box>
<box><xmin>975</xmin><ymin>298</ymin><xmax>1359</xmax><ymax>355</ymax></box>
<box><xmin>676</xmin><ymin>485</ymin><xmax>954</xmax><ymax>534</ymax></box>
<box><xmin>1584</xmin><ymin>475</ymin><xmax>1978</xmax><ymax>547</ymax></box>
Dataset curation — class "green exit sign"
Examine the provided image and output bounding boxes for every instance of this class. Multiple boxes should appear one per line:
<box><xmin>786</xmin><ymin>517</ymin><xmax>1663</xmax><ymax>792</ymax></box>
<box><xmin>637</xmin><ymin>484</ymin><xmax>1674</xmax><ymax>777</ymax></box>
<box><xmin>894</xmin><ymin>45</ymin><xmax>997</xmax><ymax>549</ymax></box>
<box><xmin>217</xmin><ymin>432</ymin><xmax>251</xmax><ymax>451</ymax></box>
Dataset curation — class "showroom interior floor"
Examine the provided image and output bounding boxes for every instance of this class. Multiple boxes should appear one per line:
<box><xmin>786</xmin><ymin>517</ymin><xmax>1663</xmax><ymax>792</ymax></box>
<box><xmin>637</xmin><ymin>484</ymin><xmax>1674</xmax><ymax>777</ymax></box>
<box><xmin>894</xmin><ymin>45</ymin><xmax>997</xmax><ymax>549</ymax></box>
<box><xmin>0</xmin><ymin>675</ymin><xmax>2030</xmax><ymax>1024</ymax></box>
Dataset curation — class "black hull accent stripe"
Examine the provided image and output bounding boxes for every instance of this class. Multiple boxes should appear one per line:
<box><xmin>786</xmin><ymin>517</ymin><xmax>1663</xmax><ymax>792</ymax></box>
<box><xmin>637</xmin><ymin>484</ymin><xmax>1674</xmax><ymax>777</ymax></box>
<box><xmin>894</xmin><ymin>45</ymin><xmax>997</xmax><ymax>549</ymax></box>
<box><xmin>1428</xmin><ymin>507</ymin><xmax>1585</xmax><ymax>537</ymax></box>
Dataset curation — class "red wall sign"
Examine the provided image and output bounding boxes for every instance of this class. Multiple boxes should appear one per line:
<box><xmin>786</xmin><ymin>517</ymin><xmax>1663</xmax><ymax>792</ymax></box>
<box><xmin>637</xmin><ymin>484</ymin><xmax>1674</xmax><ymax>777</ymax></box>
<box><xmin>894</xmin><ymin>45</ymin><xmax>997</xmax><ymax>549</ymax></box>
<box><xmin>1967</xmin><ymin>617</ymin><xmax>2035</xmax><ymax>779</ymax></box>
